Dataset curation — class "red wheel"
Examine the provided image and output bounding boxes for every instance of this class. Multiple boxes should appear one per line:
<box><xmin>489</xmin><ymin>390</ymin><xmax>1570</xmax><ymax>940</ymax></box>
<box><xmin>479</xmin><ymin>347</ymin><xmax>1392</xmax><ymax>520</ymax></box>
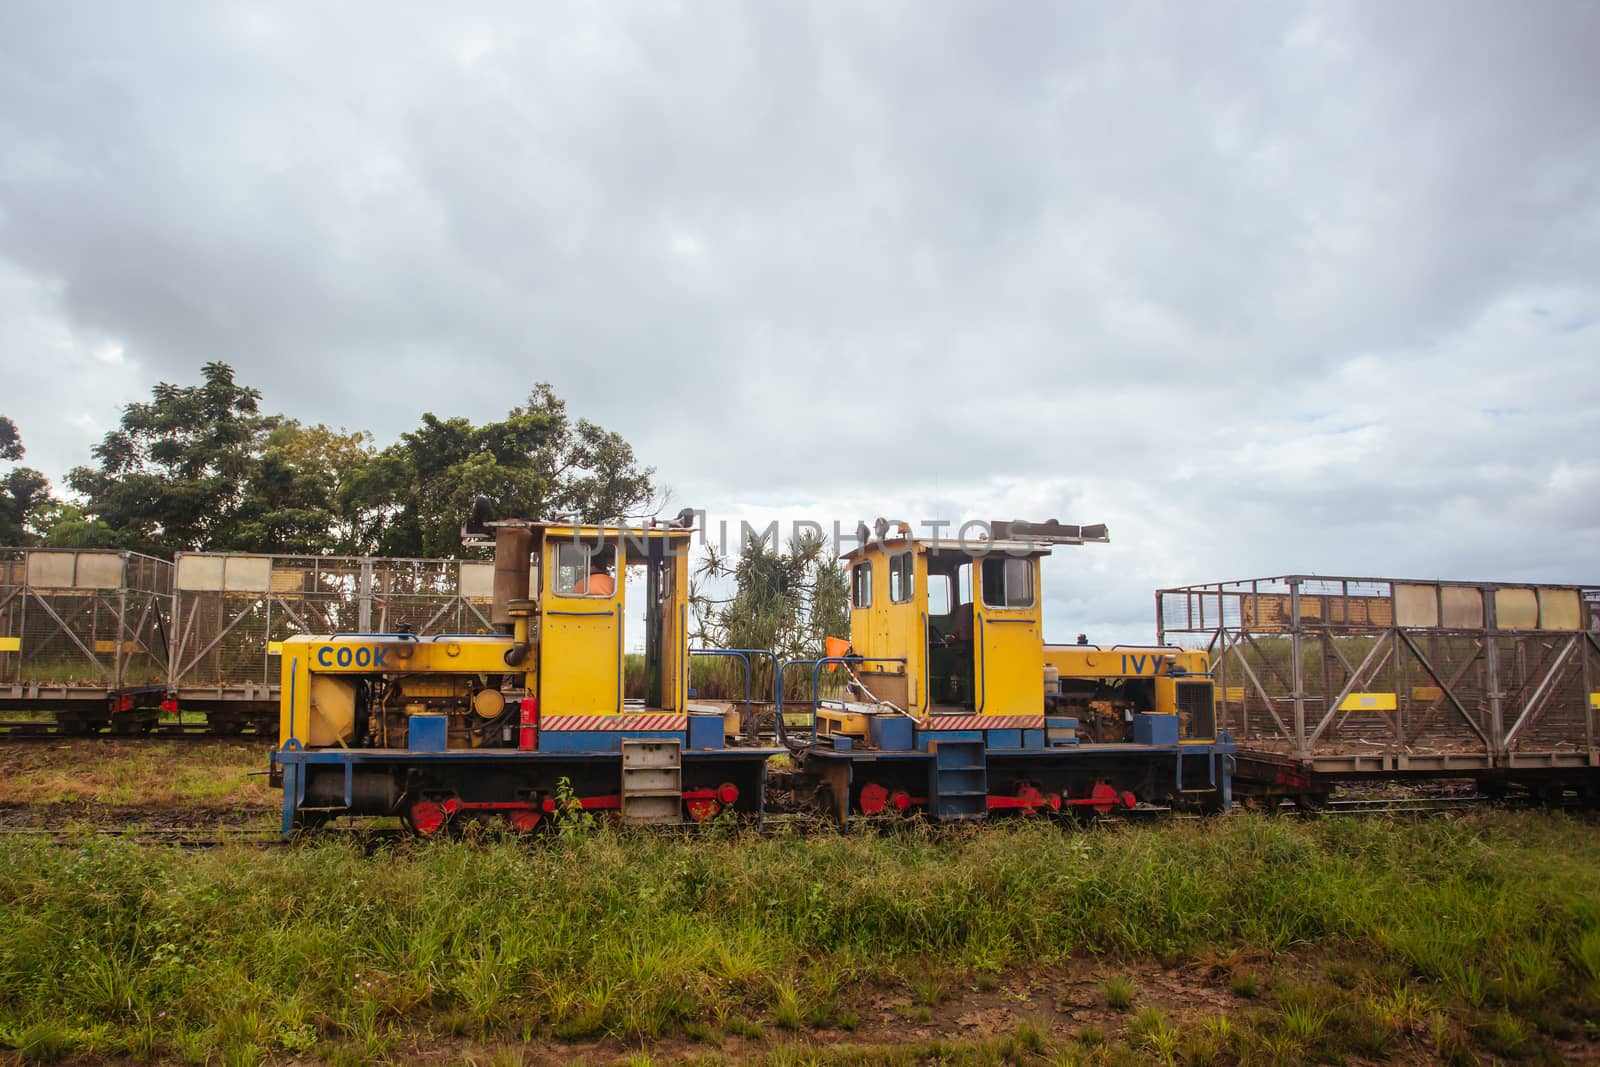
<box><xmin>506</xmin><ymin>810</ymin><xmax>542</xmax><ymax>834</ymax></box>
<box><xmin>685</xmin><ymin>798</ymin><xmax>722</xmax><ymax>822</ymax></box>
<box><xmin>407</xmin><ymin>798</ymin><xmax>450</xmax><ymax>836</ymax></box>
<box><xmin>1088</xmin><ymin>782</ymin><xmax>1120</xmax><ymax>815</ymax></box>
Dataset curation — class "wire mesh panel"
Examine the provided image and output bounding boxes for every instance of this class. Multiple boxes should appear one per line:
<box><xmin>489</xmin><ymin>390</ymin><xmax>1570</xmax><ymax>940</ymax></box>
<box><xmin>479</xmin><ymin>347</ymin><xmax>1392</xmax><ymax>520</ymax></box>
<box><xmin>169</xmin><ymin>553</ymin><xmax>496</xmax><ymax>693</ymax></box>
<box><xmin>1158</xmin><ymin>574</ymin><xmax>1597</xmax><ymax>765</ymax></box>
<box><xmin>0</xmin><ymin>549</ymin><xmax>172</xmax><ymax>693</ymax></box>
<box><xmin>372</xmin><ymin>559</ymin><xmax>495</xmax><ymax>636</ymax></box>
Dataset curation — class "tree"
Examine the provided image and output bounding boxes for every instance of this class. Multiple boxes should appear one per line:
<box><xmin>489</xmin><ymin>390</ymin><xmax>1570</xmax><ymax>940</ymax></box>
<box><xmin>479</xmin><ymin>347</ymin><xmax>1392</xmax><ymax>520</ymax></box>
<box><xmin>62</xmin><ymin>366</ymin><xmax>654</xmax><ymax>558</ymax></box>
<box><xmin>692</xmin><ymin>527</ymin><xmax>850</xmax><ymax>698</ymax></box>
<box><xmin>235</xmin><ymin>422</ymin><xmax>376</xmax><ymax>554</ymax></box>
<box><xmin>66</xmin><ymin>362</ymin><xmax>280</xmax><ymax>555</ymax></box>
<box><xmin>0</xmin><ymin>416</ymin><xmax>22</xmax><ymax>463</ymax></box>
<box><xmin>0</xmin><ymin>416</ymin><xmax>55</xmax><ymax>546</ymax></box>
<box><xmin>355</xmin><ymin>384</ymin><xmax>656</xmax><ymax>557</ymax></box>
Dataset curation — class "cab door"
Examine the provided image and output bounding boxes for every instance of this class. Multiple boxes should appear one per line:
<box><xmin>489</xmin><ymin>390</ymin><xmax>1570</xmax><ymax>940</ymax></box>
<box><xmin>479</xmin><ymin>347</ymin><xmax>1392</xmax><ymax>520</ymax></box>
<box><xmin>973</xmin><ymin>553</ymin><xmax>1044</xmax><ymax>717</ymax></box>
<box><xmin>539</xmin><ymin>537</ymin><xmax>623</xmax><ymax>715</ymax></box>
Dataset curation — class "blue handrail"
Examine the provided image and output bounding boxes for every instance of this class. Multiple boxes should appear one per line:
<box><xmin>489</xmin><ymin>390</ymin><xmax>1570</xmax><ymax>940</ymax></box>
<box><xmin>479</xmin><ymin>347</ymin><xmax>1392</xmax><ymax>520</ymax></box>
<box><xmin>689</xmin><ymin>648</ymin><xmax>780</xmax><ymax>729</ymax></box>
<box><xmin>777</xmin><ymin>656</ymin><xmax>908</xmax><ymax>745</ymax></box>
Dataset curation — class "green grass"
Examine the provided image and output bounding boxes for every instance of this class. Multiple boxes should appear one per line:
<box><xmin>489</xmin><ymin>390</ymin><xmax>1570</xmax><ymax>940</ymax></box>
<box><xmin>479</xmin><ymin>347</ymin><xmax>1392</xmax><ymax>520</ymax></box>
<box><xmin>0</xmin><ymin>813</ymin><xmax>1597</xmax><ymax>1063</ymax></box>
<box><xmin>1100</xmin><ymin>974</ymin><xmax>1135</xmax><ymax>1011</ymax></box>
<box><xmin>0</xmin><ymin>739</ymin><xmax>272</xmax><ymax>810</ymax></box>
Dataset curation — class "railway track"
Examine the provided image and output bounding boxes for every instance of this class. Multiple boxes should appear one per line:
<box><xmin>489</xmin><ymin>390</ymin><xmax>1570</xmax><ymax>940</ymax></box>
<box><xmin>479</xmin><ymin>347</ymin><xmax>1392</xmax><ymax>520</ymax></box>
<box><xmin>0</xmin><ymin>720</ymin><xmax>270</xmax><ymax>741</ymax></box>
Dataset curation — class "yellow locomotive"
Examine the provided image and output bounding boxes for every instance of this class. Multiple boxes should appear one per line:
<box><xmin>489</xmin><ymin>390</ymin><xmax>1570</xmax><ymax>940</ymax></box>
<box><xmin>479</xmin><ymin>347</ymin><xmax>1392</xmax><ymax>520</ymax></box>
<box><xmin>272</xmin><ymin>513</ymin><xmax>776</xmax><ymax>833</ymax></box>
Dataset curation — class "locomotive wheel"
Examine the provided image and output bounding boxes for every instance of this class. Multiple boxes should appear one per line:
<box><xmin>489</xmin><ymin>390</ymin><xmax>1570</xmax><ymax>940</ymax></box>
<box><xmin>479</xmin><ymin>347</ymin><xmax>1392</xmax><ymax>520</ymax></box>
<box><xmin>404</xmin><ymin>798</ymin><xmax>452</xmax><ymax>837</ymax></box>
<box><xmin>505</xmin><ymin>810</ymin><xmax>544</xmax><ymax>834</ymax></box>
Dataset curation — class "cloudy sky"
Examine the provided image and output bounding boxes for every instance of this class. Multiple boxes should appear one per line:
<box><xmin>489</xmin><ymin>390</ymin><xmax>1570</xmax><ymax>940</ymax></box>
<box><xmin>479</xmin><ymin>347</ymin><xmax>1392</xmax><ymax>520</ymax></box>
<box><xmin>2</xmin><ymin>2</ymin><xmax>1597</xmax><ymax>643</ymax></box>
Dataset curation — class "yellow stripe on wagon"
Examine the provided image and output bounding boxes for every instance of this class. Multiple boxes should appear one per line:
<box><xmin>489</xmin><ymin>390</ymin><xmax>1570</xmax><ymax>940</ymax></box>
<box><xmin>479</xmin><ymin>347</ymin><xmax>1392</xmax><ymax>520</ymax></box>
<box><xmin>1339</xmin><ymin>692</ymin><xmax>1397</xmax><ymax>712</ymax></box>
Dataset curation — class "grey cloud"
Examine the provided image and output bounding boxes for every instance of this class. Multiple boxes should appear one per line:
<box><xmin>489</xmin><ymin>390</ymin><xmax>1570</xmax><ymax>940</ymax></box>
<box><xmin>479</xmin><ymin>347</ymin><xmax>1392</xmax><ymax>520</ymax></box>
<box><xmin>1</xmin><ymin>0</ymin><xmax>1596</xmax><ymax>645</ymax></box>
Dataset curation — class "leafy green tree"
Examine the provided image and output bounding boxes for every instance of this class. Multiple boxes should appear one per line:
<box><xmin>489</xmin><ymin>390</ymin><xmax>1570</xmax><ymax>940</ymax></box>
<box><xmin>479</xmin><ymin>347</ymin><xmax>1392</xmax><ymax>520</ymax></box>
<box><xmin>355</xmin><ymin>384</ymin><xmax>656</xmax><ymax>557</ymax></box>
<box><xmin>0</xmin><ymin>416</ymin><xmax>55</xmax><ymax>546</ymax></box>
<box><xmin>235</xmin><ymin>422</ymin><xmax>376</xmax><ymax>554</ymax></box>
<box><xmin>0</xmin><ymin>416</ymin><xmax>22</xmax><ymax>463</ymax></box>
<box><xmin>34</xmin><ymin>502</ymin><xmax>116</xmax><ymax>548</ymax></box>
<box><xmin>66</xmin><ymin>362</ymin><xmax>279</xmax><ymax>555</ymax></box>
<box><xmin>64</xmin><ymin>366</ymin><xmax>653</xmax><ymax>558</ymax></box>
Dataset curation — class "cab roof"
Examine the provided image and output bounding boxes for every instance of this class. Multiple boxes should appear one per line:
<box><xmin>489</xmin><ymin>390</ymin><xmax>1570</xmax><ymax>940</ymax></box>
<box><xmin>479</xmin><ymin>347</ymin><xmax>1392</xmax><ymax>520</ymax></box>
<box><xmin>841</xmin><ymin>520</ymin><xmax>1109</xmax><ymax>562</ymax></box>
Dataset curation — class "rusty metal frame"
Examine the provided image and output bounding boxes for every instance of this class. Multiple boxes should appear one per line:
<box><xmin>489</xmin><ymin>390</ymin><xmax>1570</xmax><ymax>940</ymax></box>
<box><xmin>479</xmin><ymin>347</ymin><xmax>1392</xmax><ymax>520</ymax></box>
<box><xmin>1157</xmin><ymin>573</ymin><xmax>1597</xmax><ymax>768</ymax></box>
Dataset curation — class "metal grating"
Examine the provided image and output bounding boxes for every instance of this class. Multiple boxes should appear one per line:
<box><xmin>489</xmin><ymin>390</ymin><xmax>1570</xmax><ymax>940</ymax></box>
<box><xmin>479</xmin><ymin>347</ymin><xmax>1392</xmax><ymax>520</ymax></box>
<box><xmin>0</xmin><ymin>549</ymin><xmax>173</xmax><ymax>692</ymax></box>
<box><xmin>1157</xmin><ymin>574</ymin><xmax>1599</xmax><ymax>764</ymax></box>
<box><xmin>169</xmin><ymin>553</ymin><xmax>496</xmax><ymax>692</ymax></box>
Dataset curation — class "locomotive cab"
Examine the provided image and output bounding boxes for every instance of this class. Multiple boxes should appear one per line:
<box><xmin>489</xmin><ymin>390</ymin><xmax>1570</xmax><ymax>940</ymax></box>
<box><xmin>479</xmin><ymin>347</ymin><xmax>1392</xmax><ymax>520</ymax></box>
<box><xmin>835</xmin><ymin>521</ymin><xmax>1108</xmax><ymax>727</ymax></box>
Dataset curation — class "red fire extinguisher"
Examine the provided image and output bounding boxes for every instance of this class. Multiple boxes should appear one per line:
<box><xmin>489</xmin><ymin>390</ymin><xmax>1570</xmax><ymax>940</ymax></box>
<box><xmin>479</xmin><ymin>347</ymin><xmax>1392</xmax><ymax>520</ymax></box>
<box><xmin>518</xmin><ymin>697</ymin><xmax>540</xmax><ymax>751</ymax></box>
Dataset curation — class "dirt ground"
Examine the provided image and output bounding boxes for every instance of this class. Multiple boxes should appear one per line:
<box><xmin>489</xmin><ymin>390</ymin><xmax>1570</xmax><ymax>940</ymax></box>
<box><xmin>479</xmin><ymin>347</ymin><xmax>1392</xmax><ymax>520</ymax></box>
<box><xmin>0</xmin><ymin>737</ymin><xmax>275</xmax><ymax>828</ymax></box>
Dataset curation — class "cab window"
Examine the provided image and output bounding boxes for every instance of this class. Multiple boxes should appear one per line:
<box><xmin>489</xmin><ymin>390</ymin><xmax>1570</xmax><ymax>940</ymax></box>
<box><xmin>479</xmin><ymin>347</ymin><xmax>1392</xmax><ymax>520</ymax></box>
<box><xmin>554</xmin><ymin>542</ymin><xmax>616</xmax><ymax>597</ymax></box>
<box><xmin>925</xmin><ymin>573</ymin><xmax>952</xmax><ymax>616</ymax></box>
<box><xmin>980</xmin><ymin>556</ymin><xmax>1034</xmax><ymax>609</ymax></box>
<box><xmin>851</xmin><ymin>561</ymin><xmax>873</xmax><ymax>608</ymax></box>
<box><xmin>889</xmin><ymin>553</ymin><xmax>913</xmax><ymax>604</ymax></box>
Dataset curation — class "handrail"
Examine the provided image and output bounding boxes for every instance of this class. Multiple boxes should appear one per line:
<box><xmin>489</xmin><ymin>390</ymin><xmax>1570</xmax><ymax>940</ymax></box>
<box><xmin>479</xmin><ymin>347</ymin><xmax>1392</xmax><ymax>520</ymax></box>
<box><xmin>690</xmin><ymin>648</ymin><xmax>780</xmax><ymax>735</ymax></box>
<box><xmin>975</xmin><ymin>615</ymin><xmax>985</xmax><ymax>713</ymax></box>
<box><xmin>777</xmin><ymin>656</ymin><xmax>908</xmax><ymax>746</ymax></box>
<box><xmin>329</xmin><ymin>632</ymin><xmax>419</xmax><ymax>640</ymax></box>
<box><xmin>921</xmin><ymin>612</ymin><xmax>930</xmax><ymax>715</ymax></box>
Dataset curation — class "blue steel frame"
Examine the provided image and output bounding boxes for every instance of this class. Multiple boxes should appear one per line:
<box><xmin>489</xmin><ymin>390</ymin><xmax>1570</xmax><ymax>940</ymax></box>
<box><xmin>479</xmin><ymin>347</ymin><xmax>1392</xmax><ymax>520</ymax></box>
<box><xmin>775</xmin><ymin>656</ymin><xmax>908</xmax><ymax>744</ymax></box>
<box><xmin>272</xmin><ymin>746</ymin><xmax>779</xmax><ymax>836</ymax></box>
<box><xmin>689</xmin><ymin>647</ymin><xmax>780</xmax><ymax>716</ymax></box>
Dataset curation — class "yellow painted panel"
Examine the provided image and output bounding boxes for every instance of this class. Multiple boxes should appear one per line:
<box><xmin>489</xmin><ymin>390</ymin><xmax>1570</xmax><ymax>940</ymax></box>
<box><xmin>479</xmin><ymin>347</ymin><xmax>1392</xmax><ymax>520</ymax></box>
<box><xmin>1591</xmin><ymin>693</ymin><xmax>1600</xmax><ymax>710</ymax></box>
<box><xmin>1537</xmin><ymin>588</ymin><xmax>1581</xmax><ymax>630</ymax></box>
<box><xmin>0</xmin><ymin>636</ymin><xmax>19</xmax><ymax>652</ymax></box>
<box><xmin>92</xmin><ymin>640</ymin><xmax>136</xmax><ymax>653</ymax></box>
<box><xmin>540</xmin><ymin>547</ymin><xmax>622</xmax><ymax>715</ymax></box>
<box><xmin>1339</xmin><ymin>692</ymin><xmax>1397</xmax><ymax>712</ymax></box>
<box><xmin>1044</xmin><ymin>646</ymin><xmax>1208</xmax><ymax>679</ymax></box>
<box><xmin>1222</xmin><ymin>686</ymin><xmax>1246</xmax><ymax>703</ymax></box>
<box><xmin>1411</xmin><ymin>686</ymin><xmax>1443</xmax><ymax>703</ymax></box>
<box><xmin>267</xmin><ymin>641</ymin><xmax>284</xmax><ymax>656</ymax></box>
<box><xmin>975</xmin><ymin>559</ymin><xmax>1043</xmax><ymax>717</ymax></box>
<box><xmin>818</xmin><ymin>709</ymin><xmax>871</xmax><ymax>736</ymax></box>
<box><xmin>1495</xmin><ymin>588</ymin><xmax>1538</xmax><ymax>630</ymax></box>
